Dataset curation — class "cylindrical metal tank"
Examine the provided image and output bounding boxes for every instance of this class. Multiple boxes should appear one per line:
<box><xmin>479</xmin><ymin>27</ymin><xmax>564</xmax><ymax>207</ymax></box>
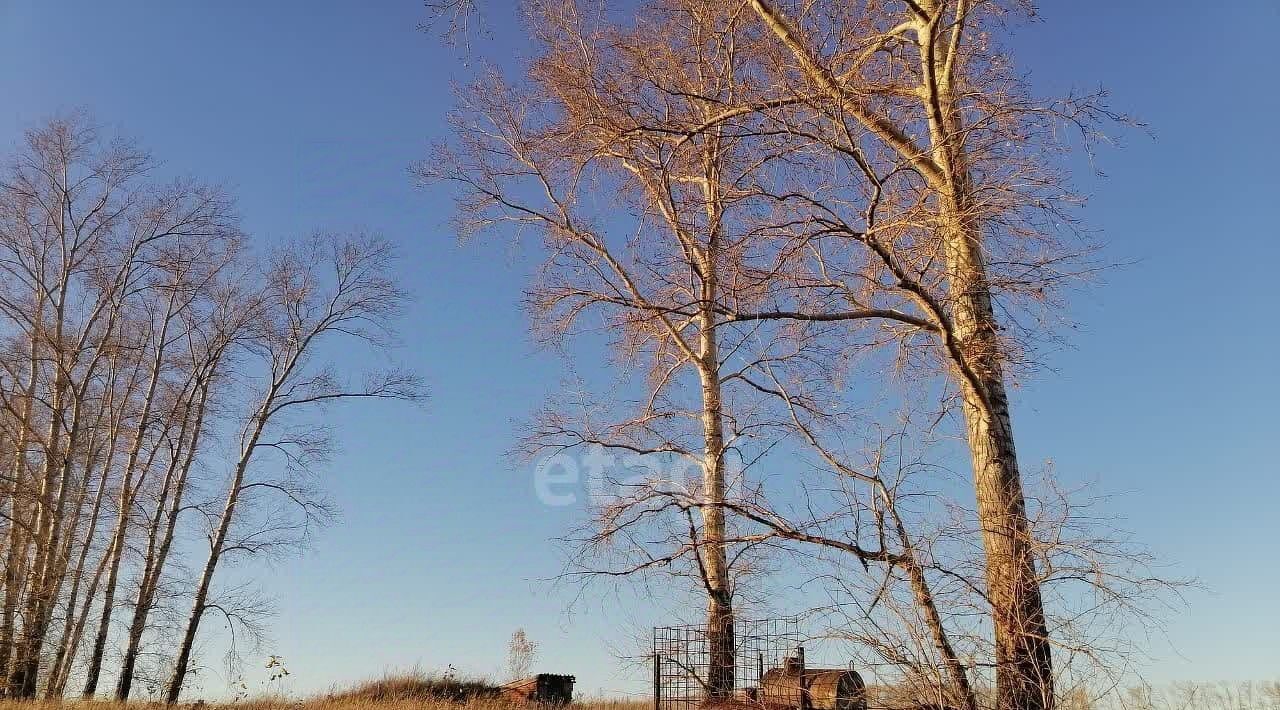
<box><xmin>760</xmin><ymin>667</ymin><xmax>866</xmax><ymax>710</ymax></box>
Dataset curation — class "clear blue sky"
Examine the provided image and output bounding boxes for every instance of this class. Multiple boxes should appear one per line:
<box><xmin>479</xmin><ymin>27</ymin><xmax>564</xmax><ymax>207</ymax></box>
<box><xmin>2</xmin><ymin>0</ymin><xmax>1277</xmax><ymax>698</ymax></box>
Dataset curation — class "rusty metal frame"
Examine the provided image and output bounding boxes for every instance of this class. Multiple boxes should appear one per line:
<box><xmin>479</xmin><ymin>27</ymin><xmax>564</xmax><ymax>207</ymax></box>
<box><xmin>652</xmin><ymin>617</ymin><xmax>804</xmax><ymax>710</ymax></box>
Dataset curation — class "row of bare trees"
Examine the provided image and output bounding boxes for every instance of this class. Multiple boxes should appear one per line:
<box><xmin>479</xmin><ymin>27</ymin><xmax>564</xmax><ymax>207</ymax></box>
<box><xmin>0</xmin><ymin>114</ymin><xmax>420</xmax><ymax>701</ymax></box>
<box><xmin>425</xmin><ymin>1</ymin><xmax>1169</xmax><ymax>709</ymax></box>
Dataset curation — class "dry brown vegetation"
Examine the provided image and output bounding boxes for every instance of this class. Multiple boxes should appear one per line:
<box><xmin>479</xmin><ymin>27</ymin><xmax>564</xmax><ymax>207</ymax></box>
<box><xmin>0</xmin><ymin>669</ymin><xmax>651</xmax><ymax>710</ymax></box>
<box><xmin>0</xmin><ymin>699</ymin><xmax>647</xmax><ymax>710</ymax></box>
<box><xmin>0</xmin><ymin>677</ymin><xmax>1278</xmax><ymax>710</ymax></box>
<box><xmin>323</xmin><ymin>672</ymin><xmax>504</xmax><ymax>704</ymax></box>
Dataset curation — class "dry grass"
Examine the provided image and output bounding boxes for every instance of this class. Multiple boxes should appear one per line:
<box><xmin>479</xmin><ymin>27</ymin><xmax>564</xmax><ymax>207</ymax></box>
<box><xmin>324</xmin><ymin>672</ymin><xmax>503</xmax><ymax>704</ymax></box>
<box><xmin>4</xmin><ymin>678</ymin><xmax>1277</xmax><ymax>710</ymax></box>
<box><xmin>0</xmin><ymin>702</ymin><xmax>647</xmax><ymax>710</ymax></box>
<box><xmin>0</xmin><ymin>671</ymin><xmax>648</xmax><ymax>710</ymax></box>
<box><xmin>0</xmin><ymin>697</ymin><xmax>648</xmax><ymax>710</ymax></box>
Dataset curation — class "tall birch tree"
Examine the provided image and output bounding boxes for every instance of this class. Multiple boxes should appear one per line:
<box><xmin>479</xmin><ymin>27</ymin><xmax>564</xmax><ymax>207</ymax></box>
<box><xmin>420</xmin><ymin>1</ymin><xmax>842</xmax><ymax>695</ymax></box>
<box><xmin>164</xmin><ymin>234</ymin><xmax>421</xmax><ymax>702</ymax></box>
<box><xmin>725</xmin><ymin>2</ymin><xmax>1130</xmax><ymax>706</ymax></box>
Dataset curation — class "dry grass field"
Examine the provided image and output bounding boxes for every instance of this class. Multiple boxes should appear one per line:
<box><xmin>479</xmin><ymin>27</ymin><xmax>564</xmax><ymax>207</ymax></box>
<box><xmin>0</xmin><ymin>673</ymin><xmax>648</xmax><ymax>710</ymax></box>
<box><xmin>0</xmin><ymin>701</ymin><xmax>649</xmax><ymax>710</ymax></box>
<box><xmin>0</xmin><ymin>671</ymin><xmax>649</xmax><ymax>710</ymax></box>
<box><xmin>0</xmin><ymin>674</ymin><xmax>1276</xmax><ymax>710</ymax></box>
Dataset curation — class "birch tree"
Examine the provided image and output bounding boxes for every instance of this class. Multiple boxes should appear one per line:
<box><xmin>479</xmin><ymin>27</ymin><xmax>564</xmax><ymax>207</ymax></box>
<box><xmin>164</xmin><ymin>234</ymin><xmax>421</xmax><ymax>702</ymax></box>
<box><xmin>44</xmin><ymin>342</ymin><xmax>130</xmax><ymax>697</ymax></box>
<box><xmin>418</xmin><ymin>1</ymin><xmax>828</xmax><ymax>695</ymax></box>
<box><xmin>113</xmin><ymin>239</ymin><xmax>248</xmax><ymax>700</ymax></box>
<box><xmin>77</xmin><ymin>171</ymin><xmax>241</xmax><ymax>700</ymax></box>
<box><xmin>425</xmin><ymin>2</ymin><xmax>1156</xmax><ymax>706</ymax></box>
<box><xmin>718</xmin><ymin>2</ymin><xmax>1133</xmax><ymax>706</ymax></box>
<box><xmin>0</xmin><ymin>114</ymin><xmax>240</xmax><ymax>698</ymax></box>
<box><xmin>0</xmin><ymin>114</ymin><xmax>153</xmax><ymax>696</ymax></box>
<box><xmin>0</xmin><ymin>115</ymin><xmax>423</xmax><ymax>702</ymax></box>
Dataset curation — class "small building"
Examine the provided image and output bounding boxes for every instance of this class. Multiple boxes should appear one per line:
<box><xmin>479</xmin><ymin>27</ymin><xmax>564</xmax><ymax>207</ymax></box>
<box><xmin>500</xmin><ymin>674</ymin><xmax>576</xmax><ymax>706</ymax></box>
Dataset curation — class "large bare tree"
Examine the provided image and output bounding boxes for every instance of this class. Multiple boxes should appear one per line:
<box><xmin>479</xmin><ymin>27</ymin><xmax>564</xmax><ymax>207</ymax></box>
<box><xmin>426</xmin><ymin>1</ymin><xmax>1150</xmax><ymax>706</ymax></box>
<box><xmin>721</xmin><ymin>2</ymin><xmax>1132</xmax><ymax>706</ymax></box>
<box><xmin>113</xmin><ymin>239</ymin><xmax>249</xmax><ymax>700</ymax></box>
<box><xmin>419</xmin><ymin>1</ymin><xmax>845</xmax><ymax>695</ymax></box>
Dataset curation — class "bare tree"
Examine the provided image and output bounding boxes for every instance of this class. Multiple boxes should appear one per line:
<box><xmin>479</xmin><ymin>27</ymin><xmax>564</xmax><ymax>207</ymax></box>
<box><xmin>426</xmin><ymin>2</ymin><xmax>1162</xmax><ymax>707</ymax></box>
<box><xmin>114</xmin><ymin>241</ymin><xmax>250</xmax><ymax>700</ymax></box>
<box><xmin>418</xmin><ymin>1</ymin><xmax>847</xmax><ymax>695</ymax></box>
<box><xmin>0</xmin><ymin>113</ymin><xmax>242</xmax><ymax>698</ymax></box>
<box><xmin>78</xmin><ymin>178</ymin><xmax>240</xmax><ymax>699</ymax></box>
<box><xmin>0</xmin><ymin>114</ymin><xmax>153</xmax><ymax>696</ymax></box>
<box><xmin>0</xmin><ymin>116</ymin><xmax>423</xmax><ymax>702</ymax></box>
<box><xmin>421</xmin><ymin>0</ymin><xmax>486</xmax><ymax>51</ymax></box>
<box><xmin>164</xmin><ymin>234</ymin><xmax>421</xmax><ymax>702</ymax></box>
<box><xmin>506</xmin><ymin>628</ymin><xmax>538</xmax><ymax>681</ymax></box>
<box><xmin>720</xmin><ymin>411</ymin><xmax>1171</xmax><ymax>709</ymax></box>
<box><xmin>711</xmin><ymin>2</ymin><xmax>1137</xmax><ymax>706</ymax></box>
<box><xmin>43</xmin><ymin>378</ymin><xmax>116</xmax><ymax>697</ymax></box>
<box><xmin>43</xmin><ymin>334</ymin><xmax>136</xmax><ymax>698</ymax></box>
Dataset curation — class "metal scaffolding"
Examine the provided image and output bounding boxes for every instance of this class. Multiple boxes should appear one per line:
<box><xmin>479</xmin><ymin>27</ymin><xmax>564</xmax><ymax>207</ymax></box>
<box><xmin>653</xmin><ymin>617</ymin><xmax>804</xmax><ymax>710</ymax></box>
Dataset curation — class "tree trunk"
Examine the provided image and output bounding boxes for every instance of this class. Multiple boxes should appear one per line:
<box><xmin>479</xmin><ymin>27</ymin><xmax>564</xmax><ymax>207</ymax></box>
<box><xmin>167</xmin><ymin>396</ymin><xmax>270</xmax><ymax>704</ymax></box>
<box><xmin>13</xmin><ymin>382</ymin><xmax>91</xmax><ymax>698</ymax></box>
<box><xmin>924</xmin><ymin>19</ymin><xmax>1053</xmax><ymax>704</ymax></box>
<box><xmin>32</xmin><ymin>277</ymin><xmax>135</xmax><ymax>699</ymax></box>
<box><xmin>884</xmin><ymin>494</ymin><xmax>977</xmax><ymax>710</ymax></box>
<box><xmin>117</xmin><ymin>381</ymin><xmax>208</xmax><ymax>700</ymax></box>
<box><xmin>48</xmin><ymin>376</ymin><xmax>124</xmax><ymax>699</ymax></box>
<box><xmin>0</xmin><ymin>353</ymin><xmax>39</xmax><ymax>696</ymax></box>
<box><xmin>49</xmin><ymin>532</ymin><xmax>113</xmax><ymax>698</ymax></box>
<box><xmin>45</xmin><ymin>364</ymin><xmax>121</xmax><ymax>698</ymax></box>
<box><xmin>943</xmin><ymin>202</ymin><xmax>1053</xmax><ymax>710</ymax></box>
<box><xmin>164</xmin><ymin>452</ymin><xmax>242</xmax><ymax>704</ymax></box>
<box><xmin>697</xmin><ymin>325</ymin><xmax>734</xmax><ymax>699</ymax></box>
<box><xmin>82</xmin><ymin>291</ymin><xmax>178</xmax><ymax>698</ymax></box>
<box><xmin>0</xmin><ymin>495</ymin><xmax>28</xmax><ymax>699</ymax></box>
<box><xmin>80</xmin><ymin>501</ymin><xmax>126</xmax><ymax>698</ymax></box>
<box><xmin>46</xmin><ymin>457</ymin><xmax>110</xmax><ymax>697</ymax></box>
<box><xmin>163</xmin><ymin>514</ymin><xmax>223</xmax><ymax>704</ymax></box>
<box><xmin>695</xmin><ymin>131</ymin><xmax>734</xmax><ymax>700</ymax></box>
<box><xmin>9</xmin><ymin>299</ymin><xmax>72</xmax><ymax>698</ymax></box>
<box><xmin>744</xmin><ymin>3</ymin><xmax>1055</xmax><ymax>707</ymax></box>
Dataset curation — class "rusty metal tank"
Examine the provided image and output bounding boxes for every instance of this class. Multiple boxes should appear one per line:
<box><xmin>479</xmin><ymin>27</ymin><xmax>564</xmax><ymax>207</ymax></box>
<box><xmin>760</xmin><ymin>665</ymin><xmax>866</xmax><ymax>710</ymax></box>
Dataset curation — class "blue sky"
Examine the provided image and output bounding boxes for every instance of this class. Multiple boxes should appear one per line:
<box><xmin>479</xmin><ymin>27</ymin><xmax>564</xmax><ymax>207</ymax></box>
<box><xmin>2</xmin><ymin>0</ymin><xmax>1277</xmax><ymax>699</ymax></box>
